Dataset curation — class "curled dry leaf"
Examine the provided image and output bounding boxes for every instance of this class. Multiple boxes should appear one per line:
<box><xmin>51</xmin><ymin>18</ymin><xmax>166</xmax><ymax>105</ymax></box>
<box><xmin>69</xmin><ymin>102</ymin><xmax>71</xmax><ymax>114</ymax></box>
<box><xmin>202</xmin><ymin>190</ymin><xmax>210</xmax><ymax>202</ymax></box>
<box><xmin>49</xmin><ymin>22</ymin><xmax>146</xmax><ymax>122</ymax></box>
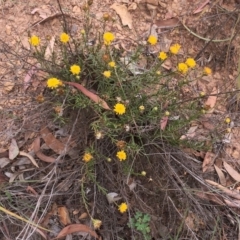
<box><xmin>58</xmin><ymin>206</ymin><xmax>71</xmax><ymax>226</ymax></box>
<box><xmin>41</xmin><ymin>127</ymin><xmax>66</xmax><ymax>155</ymax></box>
<box><xmin>9</xmin><ymin>139</ymin><xmax>19</xmax><ymax>160</ymax></box>
<box><xmin>180</xmin><ymin>126</ymin><xmax>198</xmax><ymax>140</ymax></box>
<box><xmin>154</xmin><ymin>18</ymin><xmax>180</xmax><ymax>29</ymax></box>
<box><xmin>202</xmin><ymin>151</ymin><xmax>215</xmax><ymax>173</ymax></box>
<box><xmin>106</xmin><ymin>192</ymin><xmax>122</xmax><ymax>204</ymax></box>
<box><xmin>33</xmin><ymin>137</ymin><xmax>56</xmax><ymax>163</ymax></box>
<box><xmin>205</xmin><ymin>179</ymin><xmax>240</xmax><ymax>200</ymax></box>
<box><xmin>204</xmin><ymin>87</ymin><xmax>218</xmax><ymax>111</ymax></box>
<box><xmin>223</xmin><ymin>161</ymin><xmax>240</xmax><ymax>182</ymax></box>
<box><xmin>26</xmin><ymin>186</ymin><xmax>39</xmax><ymax>196</ymax></box>
<box><xmin>110</xmin><ymin>3</ymin><xmax>133</xmax><ymax>29</ymax></box>
<box><xmin>19</xmin><ymin>151</ymin><xmax>39</xmax><ymax>168</ymax></box>
<box><xmin>65</xmin><ymin>82</ymin><xmax>111</xmax><ymax>110</ymax></box>
<box><xmin>214</xmin><ymin>164</ymin><xmax>226</xmax><ymax>186</ymax></box>
<box><xmin>52</xmin><ymin>224</ymin><xmax>100</xmax><ymax>240</ymax></box>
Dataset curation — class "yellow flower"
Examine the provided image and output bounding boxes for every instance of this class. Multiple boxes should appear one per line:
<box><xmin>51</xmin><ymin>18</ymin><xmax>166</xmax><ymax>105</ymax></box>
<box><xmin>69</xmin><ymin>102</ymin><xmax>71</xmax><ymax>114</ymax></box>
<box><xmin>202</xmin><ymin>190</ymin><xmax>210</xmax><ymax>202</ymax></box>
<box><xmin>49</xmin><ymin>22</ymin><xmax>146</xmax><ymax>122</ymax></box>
<box><xmin>141</xmin><ymin>171</ymin><xmax>146</xmax><ymax>176</ymax></box>
<box><xmin>114</xmin><ymin>103</ymin><xmax>126</xmax><ymax>115</ymax></box>
<box><xmin>70</xmin><ymin>64</ymin><xmax>81</xmax><ymax>75</ymax></box>
<box><xmin>103</xmin><ymin>70</ymin><xmax>111</xmax><ymax>78</ymax></box>
<box><xmin>147</xmin><ymin>35</ymin><xmax>157</xmax><ymax>45</ymax></box>
<box><xmin>118</xmin><ymin>202</ymin><xmax>128</xmax><ymax>213</ymax></box>
<box><xmin>60</xmin><ymin>32</ymin><xmax>70</xmax><ymax>43</ymax></box>
<box><xmin>116</xmin><ymin>150</ymin><xmax>127</xmax><ymax>161</ymax></box>
<box><xmin>80</xmin><ymin>29</ymin><xmax>85</xmax><ymax>35</ymax></box>
<box><xmin>225</xmin><ymin>117</ymin><xmax>231</xmax><ymax>124</ymax></box>
<box><xmin>83</xmin><ymin>152</ymin><xmax>93</xmax><ymax>162</ymax></box>
<box><xmin>108</xmin><ymin>61</ymin><xmax>116</xmax><ymax>68</ymax></box>
<box><xmin>165</xmin><ymin>111</ymin><xmax>170</xmax><ymax>116</ymax></box>
<box><xmin>103</xmin><ymin>32</ymin><xmax>115</xmax><ymax>45</ymax></box>
<box><xmin>139</xmin><ymin>105</ymin><xmax>145</xmax><ymax>111</ymax></box>
<box><xmin>204</xmin><ymin>67</ymin><xmax>212</xmax><ymax>75</ymax></box>
<box><xmin>185</xmin><ymin>58</ymin><xmax>196</xmax><ymax>68</ymax></box>
<box><xmin>47</xmin><ymin>78</ymin><xmax>63</xmax><ymax>89</ymax></box>
<box><xmin>156</xmin><ymin>71</ymin><xmax>161</xmax><ymax>75</ymax></box>
<box><xmin>200</xmin><ymin>91</ymin><xmax>205</xmax><ymax>97</ymax></box>
<box><xmin>158</xmin><ymin>52</ymin><xmax>167</xmax><ymax>60</ymax></box>
<box><xmin>177</xmin><ymin>62</ymin><xmax>188</xmax><ymax>74</ymax></box>
<box><xmin>170</xmin><ymin>43</ymin><xmax>181</xmax><ymax>54</ymax></box>
<box><xmin>29</xmin><ymin>35</ymin><xmax>40</xmax><ymax>46</ymax></box>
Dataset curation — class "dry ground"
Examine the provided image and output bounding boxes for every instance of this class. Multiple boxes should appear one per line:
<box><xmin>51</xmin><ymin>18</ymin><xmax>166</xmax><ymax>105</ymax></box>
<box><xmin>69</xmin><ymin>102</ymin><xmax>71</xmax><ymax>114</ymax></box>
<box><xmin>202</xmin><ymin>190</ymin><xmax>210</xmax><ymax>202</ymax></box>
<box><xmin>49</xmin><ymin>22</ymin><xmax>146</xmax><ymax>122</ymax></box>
<box><xmin>1</xmin><ymin>0</ymin><xmax>240</xmax><ymax>239</ymax></box>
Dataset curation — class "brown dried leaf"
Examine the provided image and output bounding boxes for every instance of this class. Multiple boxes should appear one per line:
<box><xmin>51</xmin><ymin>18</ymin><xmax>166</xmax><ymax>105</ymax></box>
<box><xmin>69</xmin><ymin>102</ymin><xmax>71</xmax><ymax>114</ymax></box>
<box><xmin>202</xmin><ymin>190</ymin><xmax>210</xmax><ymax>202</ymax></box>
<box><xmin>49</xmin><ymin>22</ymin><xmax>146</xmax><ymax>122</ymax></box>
<box><xmin>204</xmin><ymin>87</ymin><xmax>218</xmax><ymax>110</ymax></box>
<box><xmin>110</xmin><ymin>3</ymin><xmax>133</xmax><ymax>29</ymax></box>
<box><xmin>24</xmin><ymin>66</ymin><xmax>38</xmax><ymax>91</ymax></box>
<box><xmin>9</xmin><ymin>139</ymin><xmax>19</xmax><ymax>160</ymax></box>
<box><xmin>180</xmin><ymin>126</ymin><xmax>198</xmax><ymax>140</ymax></box>
<box><xmin>223</xmin><ymin>161</ymin><xmax>240</xmax><ymax>182</ymax></box>
<box><xmin>214</xmin><ymin>164</ymin><xmax>226</xmax><ymax>186</ymax></box>
<box><xmin>205</xmin><ymin>179</ymin><xmax>240</xmax><ymax>200</ymax></box>
<box><xmin>26</xmin><ymin>186</ymin><xmax>39</xmax><ymax>196</ymax></box>
<box><xmin>40</xmin><ymin>127</ymin><xmax>66</xmax><ymax>155</ymax></box>
<box><xmin>193</xmin><ymin>0</ymin><xmax>210</xmax><ymax>14</ymax></box>
<box><xmin>33</xmin><ymin>137</ymin><xmax>56</xmax><ymax>163</ymax></box>
<box><xmin>160</xmin><ymin>116</ymin><xmax>168</xmax><ymax>130</ymax></box>
<box><xmin>52</xmin><ymin>224</ymin><xmax>100</xmax><ymax>240</ymax></box>
<box><xmin>154</xmin><ymin>18</ymin><xmax>180</xmax><ymax>28</ymax></box>
<box><xmin>202</xmin><ymin>151</ymin><xmax>215</xmax><ymax>173</ymax></box>
<box><xmin>58</xmin><ymin>206</ymin><xmax>71</xmax><ymax>226</ymax></box>
<box><xmin>65</xmin><ymin>82</ymin><xmax>111</xmax><ymax>110</ymax></box>
<box><xmin>19</xmin><ymin>151</ymin><xmax>39</xmax><ymax>168</ymax></box>
<box><xmin>44</xmin><ymin>36</ymin><xmax>55</xmax><ymax>60</ymax></box>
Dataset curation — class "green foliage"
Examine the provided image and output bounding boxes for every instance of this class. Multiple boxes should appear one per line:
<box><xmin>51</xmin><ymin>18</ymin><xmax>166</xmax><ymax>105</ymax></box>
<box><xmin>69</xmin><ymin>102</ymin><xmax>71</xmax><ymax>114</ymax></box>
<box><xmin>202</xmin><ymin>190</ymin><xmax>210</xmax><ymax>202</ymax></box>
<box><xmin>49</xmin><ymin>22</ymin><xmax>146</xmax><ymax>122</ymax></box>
<box><xmin>128</xmin><ymin>211</ymin><xmax>151</xmax><ymax>240</ymax></box>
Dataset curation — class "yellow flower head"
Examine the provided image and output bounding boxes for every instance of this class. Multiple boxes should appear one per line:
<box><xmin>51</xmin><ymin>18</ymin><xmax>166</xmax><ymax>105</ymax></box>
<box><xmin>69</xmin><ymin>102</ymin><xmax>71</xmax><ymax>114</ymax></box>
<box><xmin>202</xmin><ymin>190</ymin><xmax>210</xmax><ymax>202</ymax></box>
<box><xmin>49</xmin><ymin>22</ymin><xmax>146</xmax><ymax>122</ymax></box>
<box><xmin>185</xmin><ymin>58</ymin><xmax>196</xmax><ymax>68</ymax></box>
<box><xmin>108</xmin><ymin>61</ymin><xmax>116</xmax><ymax>68</ymax></box>
<box><xmin>114</xmin><ymin>103</ymin><xmax>126</xmax><ymax>115</ymax></box>
<box><xmin>118</xmin><ymin>202</ymin><xmax>128</xmax><ymax>213</ymax></box>
<box><xmin>60</xmin><ymin>32</ymin><xmax>70</xmax><ymax>43</ymax></box>
<box><xmin>29</xmin><ymin>35</ymin><xmax>40</xmax><ymax>46</ymax></box>
<box><xmin>204</xmin><ymin>67</ymin><xmax>212</xmax><ymax>75</ymax></box>
<box><xmin>147</xmin><ymin>35</ymin><xmax>157</xmax><ymax>45</ymax></box>
<box><xmin>139</xmin><ymin>105</ymin><xmax>145</xmax><ymax>111</ymax></box>
<box><xmin>165</xmin><ymin>111</ymin><xmax>170</xmax><ymax>116</ymax></box>
<box><xmin>83</xmin><ymin>152</ymin><xmax>93</xmax><ymax>162</ymax></box>
<box><xmin>156</xmin><ymin>71</ymin><xmax>161</xmax><ymax>75</ymax></box>
<box><xmin>177</xmin><ymin>62</ymin><xmax>188</xmax><ymax>74</ymax></box>
<box><xmin>170</xmin><ymin>43</ymin><xmax>181</xmax><ymax>54</ymax></box>
<box><xmin>116</xmin><ymin>150</ymin><xmax>127</xmax><ymax>161</ymax></box>
<box><xmin>103</xmin><ymin>70</ymin><xmax>111</xmax><ymax>78</ymax></box>
<box><xmin>158</xmin><ymin>52</ymin><xmax>167</xmax><ymax>61</ymax></box>
<box><xmin>225</xmin><ymin>117</ymin><xmax>231</xmax><ymax>124</ymax></box>
<box><xmin>103</xmin><ymin>32</ymin><xmax>115</xmax><ymax>45</ymax></box>
<box><xmin>80</xmin><ymin>29</ymin><xmax>85</xmax><ymax>35</ymax></box>
<box><xmin>47</xmin><ymin>78</ymin><xmax>63</xmax><ymax>89</ymax></box>
<box><xmin>70</xmin><ymin>64</ymin><xmax>81</xmax><ymax>75</ymax></box>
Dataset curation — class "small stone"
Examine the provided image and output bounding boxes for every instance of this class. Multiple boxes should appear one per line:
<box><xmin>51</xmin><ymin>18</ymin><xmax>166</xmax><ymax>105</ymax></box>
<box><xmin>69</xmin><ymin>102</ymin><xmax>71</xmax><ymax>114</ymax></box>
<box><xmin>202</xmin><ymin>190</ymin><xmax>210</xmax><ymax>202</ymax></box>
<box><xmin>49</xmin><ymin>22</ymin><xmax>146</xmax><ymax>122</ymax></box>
<box><xmin>4</xmin><ymin>81</ymin><xmax>15</xmax><ymax>92</ymax></box>
<box><xmin>73</xmin><ymin>5</ymin><xmax>81</xmax><ymax>13</ymax></box>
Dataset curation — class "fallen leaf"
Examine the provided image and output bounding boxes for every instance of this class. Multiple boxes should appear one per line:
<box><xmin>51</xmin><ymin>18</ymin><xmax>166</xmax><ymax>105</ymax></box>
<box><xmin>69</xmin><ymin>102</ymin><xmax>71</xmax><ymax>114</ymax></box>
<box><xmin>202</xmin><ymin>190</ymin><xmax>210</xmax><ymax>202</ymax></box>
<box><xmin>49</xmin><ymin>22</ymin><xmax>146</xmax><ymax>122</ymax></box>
<box><xmin>154</xmin><ymin>18</ymin><xmax>180</xmax><ymax>28</ymax></box>
<box><xmin>224</xmin><ymin>199</ymin><xmax>240</xmax><ymax>208</ymax></box>
<box><xmin>128</xmin><ymin>2</ymin><xmax>137</xmax><ymax>10</ymax></box>
<box><xmin>44</xmin><ymin>36</ymin><xmax>55</xmax><ymax>60</ymax></box>
<box><xmin>58</xmin><ymin>206</ymin><xmax>71</xmax><ymax>226</ymax></box>
<box><xmin>52</xmin><ymin>224</ymin><xmax>100</xmax><ymax>240</ymax></box>
<box><xmin>214</xmin><ymin>164</ymin><xmax>226</xmax><ymax>186</ymax></box>
<box><xmin>110</xmin><ymin>3</ymin><xmax>133</xmax><ymax>29</ymax></box>
<box><xmin>4</xmin><ymin>81</ymin><xmax>15</xmax><ymax>92</ymax></box>
<box><xmin>65</xmin><ymin>82</ymin><xmax>111</xmax><ymax>110</ymax></box>
<box><xmin>205</xmin><ymin>179</ymin><xmax>240</xmax><ymax>200</ymax></box>
<box><xmin>204</xmin><ymin>87</ymin><xmax>218</xmax><ymax>110</ymax></box>
<box><xmin>180</xmin><ymin>126</ymin><xmax>198</xmax><ymax>140</ymax></box>
<box><xmin>161</xmin><ymin>59</ymin><xmax>172</xmax><ymax>70</ymax></box>
<box><xmin>31</xmin><ymin>6</ymin><xmax>51</xmax><ymax>19</ymax></box>
<box><xmin>160</xmin><ymin>116</ymin><xmax>168</xmax><ymax>130</ymax></box>
<box><xmin>202</xmin><ymin>151</ymin><xmax>215</xmax><ymax>173</ymax></box>
<box><xmin>193</xmin><ymin>0</ymin><xmax>210</xmax><ymax>14</ymax></box>
<box><xmin>41</xmin><ymin>203</ymin><xmax>58</xmax><ymax>227</ymax></box>
<box><xmin>40</xmin><ymin>127</ymin><xmax>66</xmax><ymax>155</ymax></box>
<box><xmin>9</xmin><ymin>139</ymin><xmax>19</xmax><ymax>160</ymax></box>
<box><xmin>223</xmin><ymin>161</ymin><xmax>240</xmax><ymax>182</ymax></box>
<box><xmin>106</xmin><ymin>192</ymin><xmax>122</xmax><ymax>204</ymax></box>
<box><xmin>24</xmin><ymin>66</ymin><xmax>38</xmax><ymax>91</ymax></box>
<box><xmin>0</xmin><ymin>158</ymin><xmax>10</xmax><ymax>168</ymax></box>
<box><xmin>26</xmin><ymin>186</ymin><xmax>39</xmax><ymax>196</ymax></box>
<box><xmin>126</xmin><ymin>177</ymin><xmax>137</xmax><ymax>191</ymax></box>
<box><xmin>33</xmin><ymin>137</ymin><xmax>56</xmax><ymax>163</ymax></box>
<box><xmin>195</xmin><ymin>191</ymin><xmax>224</xmax><ymax>205</ymax></box>
<box><xmin>19</xmin><ymin>151</ymin><xmax>39</xmax><ymax>168</ymax></box>
<box><xmin>79</xmin><ymin>212</ymin><xmax>88</xmax><ymax>219</ymax></box>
